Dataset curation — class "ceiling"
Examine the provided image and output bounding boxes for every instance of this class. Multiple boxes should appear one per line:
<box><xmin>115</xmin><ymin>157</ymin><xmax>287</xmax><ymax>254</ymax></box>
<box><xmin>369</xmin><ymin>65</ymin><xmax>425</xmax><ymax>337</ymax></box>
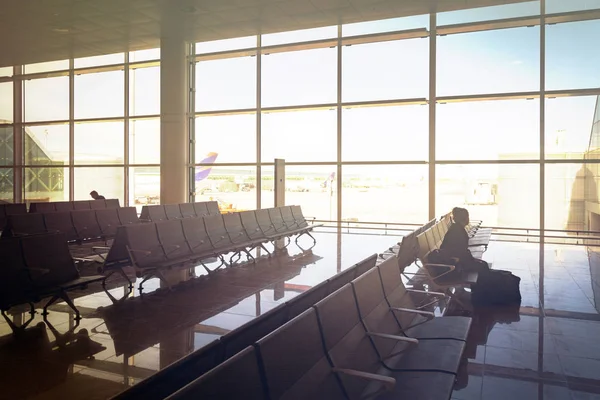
<box><xmin>0</xmin><ymin>0</ymin><xmax>528</xmax><ymax>68</ymax></box>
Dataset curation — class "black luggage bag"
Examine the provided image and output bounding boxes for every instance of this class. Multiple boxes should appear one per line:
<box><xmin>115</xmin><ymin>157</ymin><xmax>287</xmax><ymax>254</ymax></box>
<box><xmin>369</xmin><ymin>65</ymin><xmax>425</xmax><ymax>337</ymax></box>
<box><xmin>472</xmin><ymin>269</ymin><xmax>521</xmax><ymax>306</ymax></box>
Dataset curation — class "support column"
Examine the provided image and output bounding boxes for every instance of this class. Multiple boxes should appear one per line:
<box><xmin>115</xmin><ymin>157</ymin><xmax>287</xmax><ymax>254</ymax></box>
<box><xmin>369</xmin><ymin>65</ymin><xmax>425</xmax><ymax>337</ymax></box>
<box><xmin>160</xmin><ymin>10</ymin><xmax>189</xmax><ymax>205</ymax></box>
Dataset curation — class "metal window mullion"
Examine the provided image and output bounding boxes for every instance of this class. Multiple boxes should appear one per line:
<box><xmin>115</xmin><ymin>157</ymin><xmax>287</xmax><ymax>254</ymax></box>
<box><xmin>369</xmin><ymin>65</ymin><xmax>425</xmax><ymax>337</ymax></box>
<box><xmin>69</xmin><ymin>59</ymin><xmax>74</xmax><ymax>201</ymax></box>
<box><xmin>189</xmin><ymin>42</ymin><xmax>196</xmax><ymax>202</ymax></box>
<box><xmin>124</xmin><ymin>52</ymin><xmax>130</xmax><ymax>206</ymax></box>
<box><xmin>540</xmin><ymin>1</ymin><xmax>546</xmax><ymax>245</ymax></box>
<box><xmin>337</xmin><ymin>24</ymin><xmax>342</xmax><ymax>226</ymax></box>
<box><xmin>256</xmin><ymin>34</ymin><xmax>262</xmax><ymax>209</ymax></box>
<box><xmin>13</xmin><ymin>65</ymin><xmax>22</xmax><ymax>203</ymax></box>
<box><xmin>429</xmin><ymin>12</ymin><xmax>437</xmax><ymax>220</ymax></box>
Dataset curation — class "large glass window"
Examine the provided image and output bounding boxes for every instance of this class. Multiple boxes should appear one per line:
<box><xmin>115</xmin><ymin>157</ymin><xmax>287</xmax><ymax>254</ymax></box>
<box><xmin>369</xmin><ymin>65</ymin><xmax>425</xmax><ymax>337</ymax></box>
<box><xmin>74</xmin><ymin>53</ymin><xmax>124</xmax><ymax>69</ymax></box>
<box><xmin>546</xmin><ymin>0</ymin><xmax>600</xmax><ymax>14</ymax></box>
<box><xmin>0</xmin><ymin>82</ymin><xmax>12</xmax><ymax>122</ymax></box>
<box><xmin>0</xmin><ymin>168</ymin><xmax>12</xmax><ymax>202</ymax></box>
<box><xmin>74</xmin><ymin>70</ymin><xmax>124</xmax><ymax>119</ymax></box>
<box><xmin>74</xmin><ymin>121</ymin><xmax>124</xmax><ymax>165</ymax></box>
<box><xmin>130</xmin><ymin>48</ymin><xmax>160</xmax><ymax>62</ymax></box>
<box><xmin>74</xmin><ymin>167</ymin><xmax>124</xmax><ymax>203</ymax></box>
<box><xmin>196</xmin><ymin>36</ymin><xmax>256</xmax><ymax>54</ymax></box>
<box><xmin>195</xmin><ymin>57</ymin><xmax>256</xmax><ymax>111</ymax></box>
<box><xmin>24</xmin><ymin>124</ymin><xmax>69</xmax><ymax>165</ymax></box>
<box><xmin>24</xmin><ymin>167</ymin><xmax>69</xmax><ymax>202</ymax></box>
<box><xmin>262</xmin><ymin>26</ymin><xmax>337</xmax><ymax>46</ymax></box>
<box><xmin>195</xmin><ymin>114</ymin><xmax>256</xmax><ymax>163</ymax></box>
<box><xmin>342</xmin><ymin>105</ymin><xmax>428</xmax><ymax>161</ymax></box>
<box><xmin>261</xmin><ymin>166</ymin><xmax>337</xmax><ymax>221</ymax></box>
<box><xmin>437</xmin><ymin>99</ymin><xmax>540</xmax><ymax>160</ymax></box>
<box><xmin>0</xmin><ymin>126</ymin><xmax>13</xmax><ymax>166</ymax></box>
<box><xmin>437</xmin><ymin>2</ymin><xmax>540</xmax><ymax>25</ymax></box>
<box><xmin>130</xmin><ymin>66</ymin><xmax>160</xmax><ymax>116</ymax></box>
<box><xmin>194</xmin><ymin>166</ymin><xmax>257</xmax><ymax>212</ymax></box>
<box><xmin>342</xmin><ymin>165</ymin><xmax>428</xmax><ymax>224</ymax></box>
<box><xmin>129</xmin><ymin>119</ymin><xmax>160</xmax><ymax>165</ymax></box>
<box><xmin>436</xmin><ymin>164</ymin><xmax>540</xmax><ymax>229</ymax></box>
<box><xmin>343</xmin><ymin>15</ymin><xmax>429</xmax><ymax>36</ymax></box>
<box><xmin>342</xmin><ymin>39</ymin><xmax>428</xmax><ymax>102</ymax></box>
<box><xmin>546</xmin><ymin>96</ymin><xmax>598</xmax><ymax>159</ymax></box>
<box><xmin>262</xmin><ymin>109</ymin><xmax>336</xmax><ymax>162</ymax></box>
<box><xmin>437</xmin><ymin>27</ymin><xmax>540</xmax><ymax>96</ymax></box>
<box><xmin>24</xmin><ymin>76</ymin><xmax>69</xmax><ymax>122</ymax></box>
<box><xmin>130</xmin><ymin>167</ymin><xmax>160</xmax><ymax>212</ymax></box>
<box><xmin>261</xmin><ymin>48</ymin><xmax>337</xmax><ymax>107</ymax></box>
<box><xmin>0</xmin><ymin>67</ymin><xmax>12</xmax><ymax>77</ymax></box>
<box><xmin>24</xmin><ymin>60</ymin><xmax>69</xmax><ymax>74</ymax></box>
<box><xmin>546</xmin><ymin>20</ymin><xmax>600</xmax><ymax>91</ymax></box>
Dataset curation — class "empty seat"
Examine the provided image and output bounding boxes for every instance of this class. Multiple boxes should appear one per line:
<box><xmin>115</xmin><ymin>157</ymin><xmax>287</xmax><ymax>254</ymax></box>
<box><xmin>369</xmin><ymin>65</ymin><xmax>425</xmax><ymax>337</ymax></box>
<box><xmin>90</xmin><ymin>199</ymin><xmax>106</xmax><ymax>209</ymax></box>
<box><xmin>354</xmin><ymin>254</ymin><xmax>377</xmax><ymax>278</ymax></box>
<box><xmin>268</xmin><ymin>208</ymin><xmax>287</xmax><ymax>233</ymax></box>
<box><xmin>179</xmin><ymin>203</ymin><xmax>196</xmax><ymax>219</ymax></box>
<box><xmin>54</xmin><ymin>201</ymin><xmax>73</xmax><ymax>212</ymax></box>
<box><xmin>105</xmin><ymin>199</ymin><xmax>120</xmax><ymax>208</ymax></box>
<box><xmin>72</xmin><ymin>210</ymin><xmax>102</xmax><ymax>241</ymax></box>
<box><xmin>239</xmin><ymin>211</ymin><xmax>266</xmax><ymax>241</ymax></box>
<box><xmin>181</xmin><ymin>217</ymin><xmax>214</xmax><ymax>256</ymax></box>
<box><xmin>95</xmin><ymin>208</ymin><xmax>121</xmax><ymax>238</ymax></box>
<box><xmin>164</xmin><ymin>204</ymin><xmax>182</xmax><ymax>220</ymax></box>
<box><xmin>327</xmin><ymin>268</ymin><xmax>357</xmax><ymax>295</ymax></box>
<box><xmin>280</xmin><ymin>206</ymin><xmax>299</xmax><ymax>229</ymax></box>
<box><xmin>117</xmin><ymin>207</ymin><xmax>139</xmax><ymax>225</ymax></box>
<box><xmin>255</xmin><ymin>209</ymin><xmax>278</xmax><ymax>238</ymax></box>
<box><xmin>123</xmin><ymin>224</ymin><xmax>166</xmax><ymax>270</ymax></box>
<box><xmin>141</xmin><ymin>205</ymin><xmax>167</xmax><ymax>222</ymax></box>
<box><xmin>203</xmin><ymin>215</ymin><xmax>235</xmax><ymax>250</ymax></box>
<box><xmin>73</xmin><ymin>201</ymin><xmax>91</xmax><ymax>210</ymax></box>
<box><xmin>156</xmin><ymin>220</ymin><xmax>192</xmax><ymax>263</ymax></box>
<box><xmin>206</xmin><ymin>201</ymin><xmax>220</xmax><ymax>215</ymax></box>
<box><xmin>4</xmin><ymin>203</ymin><xmax>27</xmax><ymax>215</ymax></box>
<box><xmin>0</xmin><ymin>238</ymin><xmax>35</xmax><ymax>311</ymax></box>
<box><xmin>193</xmin><ymin>202</ymin><xmax>209</xmax><ymax>217</ymax></box>
<box><xmin>256</xmin><ymin>309</ymin><xmax>346</xmax><ymax>400</ymax></box>
<box><xmin>103</xmin><ymin>227</ymin><xmax>131</xmax><ymax>268</ymax></box>
<box><xmin>43</xmin><ymin>212</ymin><xmax>78</xmax><ymax>242</ymax></box>
<box><xmin>166</xmin><ymin>346</ymin><xmax>267</xmax><ymax>400</ymax></box>
<box><xmin>29</xmin><ymin>202</ymin><xmax>55</xmax><ymax>213</ymax></box>
<box><xmin>286</xmin><ymin>280</ymin><xmax>329</xmax><ymax>321</ymax></box>
<box><xmin>222</xmin><ymin>213</ymin><xmax>252</xmax><ymax>245</ymax></box>
<box><xmin>7</xmin><ymin>213</ymin><xmax>47</xmax><ymax>236</ymax></box>
<box><xmin>221</xmin><ymin>303</ymin><xmax>288</xmax><ymax>359</ymax></box>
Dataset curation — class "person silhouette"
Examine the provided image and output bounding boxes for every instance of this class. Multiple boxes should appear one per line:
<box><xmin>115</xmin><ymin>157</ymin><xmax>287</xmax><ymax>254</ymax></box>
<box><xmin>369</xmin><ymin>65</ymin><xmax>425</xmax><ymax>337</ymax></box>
<box><xmin>89</xmin><ymin>190</ymin><xmax>106</xmax><ymax>200</ymax></box>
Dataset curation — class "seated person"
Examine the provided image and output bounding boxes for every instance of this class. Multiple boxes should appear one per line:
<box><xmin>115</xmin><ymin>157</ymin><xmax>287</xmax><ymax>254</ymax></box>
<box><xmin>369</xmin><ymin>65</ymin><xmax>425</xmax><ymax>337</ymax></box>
<box><xmin>89</xmin><ymin>190</ymin><xmax>106</xmax><ymax>200</ymax></box>
<box><xmin>440</xmin><ymin>207</ymin><xmax>489</xmax><ymax>273</ymax></box>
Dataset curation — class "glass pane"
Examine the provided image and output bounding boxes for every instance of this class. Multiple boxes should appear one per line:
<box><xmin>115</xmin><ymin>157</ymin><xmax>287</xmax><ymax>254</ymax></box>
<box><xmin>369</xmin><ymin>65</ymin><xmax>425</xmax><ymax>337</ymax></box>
<box><xmin>343</xmin><ymin>39</ymin><xmax>428</xmax><ymax>102</ymax></box>
<box><xmin>262</xmin><ymin>48</ymin><xmax>337</xmax><ymax>107</ymax></box>
<box><xmin>261</xmin><ymin>166</ymin><xmax>337</xmax><ymax>221</ymax></box>
<box><xmin>546</xmin><ymin>0</ymin><xmax>600</xmax><ymax>14</ymax></box>
<box><xmin>437</xmin><ymin>27</ymin><xmax>540</xmax><ymax>96</ymax></box>
<box><xmin>437</xmin><ymin>1</ymin><xmax>540</xmax><ymax>25</ymax></box>
<box><xmin>436</xmin><ymin>164</ymin><xmax>540</xmax><ymax>229</ymax></box>
<box><xmin>130</xmin><ymin>167</ymin><xmax>160</xmax><ymax>213</ymax></box>
<box><xmin>196</xmin><ymin>36</ymin><xmax>257</xmax><ymax>54</ymax></box>
<box><xmin>24</xmin><ymin>76</ymin><xmax>69</xmax><ymax>122</ymax></box>
<box><xmin>74</xmin><ymin>121</ymin><xmax>124</xmax><ymax>165</ymax></box>
<box><xmin>343</xmin><ymin>15</ymin><xmax>429</xmax><ymax>37</ymax></box>
<box><xmin>343</xmin><ymin>105</ymin><xmax>428</xmax><ymax>161</ymax></box>
<box><xmin>74</xmin><ymin>70</ymin><xmax>124</xmax><ymax>119</ymax></box>
<box><xmin>546</xmin><ymin>20</ymin><xmax>600</xmax><ymax>91</ymax></box>
<box><xmin>130</xmin><ymin>119</ymin><xmax>160</xmax><ymax>164</ymax></box>
<box><xmin>130</xmin><ymin>48</ymin><xmax>160</xmax><ymax>62</ymax></box>
<box><xmin>262</xmin><ymin>26</ymin><xmax>337</xmax><ymax>46</ymax></box>
<box><xmin>74</xmin><ymin>53</ymin><xmax>124</xmax><ymax>69</ymax></box>
<box><xmin>130</xmin><ymin>66</ymin><xmax>160</xmax><ymax>116</ymax></box>
<box><xmin>342</xmin><ymin>165</ymin><xmax>428</xmax><ymax>224</ymax></box>
<box><xmin>74</xmin><ymin>167</ymin><xmax>124</xmax><ymax>204</ymax></box>
<box><xmin>24</xmin><ymin>167</ymin><xmax>69</xmax><ymax>202</ymax></box>
<box><xmin>0</xmin><ymin>82</ymin><xmax>12</xmax><ymax>122</ymax></box>
<box><xmin>0</xmin><ymin>67</ymin><xmax>12</xmax><ymax>77</ymax></box>
<box><xmin>262</xmin><ymin>109</ymin><xmax>336</xmax><ymax>162</ymax></box>
<box><xmin>24</xmin><ymin>124</ymin><xmax>69</xmax><ymax>165</ymax></box>
<box><xmin>0</xmin><ymin>126</ymin><xmax>13</xmax><ymax>166</ymax></box>
<box><xmin>24</xmin><ymin>60</ymin><xmax>69</xmax><ymax>74</ymax></box>
<box><xmin>196</xmin><ymin>57</ymin><xmax>256</xmax><ymax>111</ymax></box>
<box><xmin>0</xmin><ymin>168</ymin><xmax>12</xmax><ymax>202</ymax></box>
<box><xmin>195</xmin><ymin>114</ymin><xmax>256</xmax><ymax>163</ymax></box>
<box><xmin>437</xmin><ymin>99</ymin><xmax>540</xmax><ymax>160</ymax></box>
<box><xmin>545</xmin><ymin>163</ymin><xmax>600</xmax><ymax>232</ymax></box>
<box><xmin>546</xmin><ymin>97</ymin><xmax>598</xmax><ymax>159</ymax></box>
<box><xmin>194</xmin><ymin>166</ymin><xmax>256</xmax><ymax>212</ymax></box>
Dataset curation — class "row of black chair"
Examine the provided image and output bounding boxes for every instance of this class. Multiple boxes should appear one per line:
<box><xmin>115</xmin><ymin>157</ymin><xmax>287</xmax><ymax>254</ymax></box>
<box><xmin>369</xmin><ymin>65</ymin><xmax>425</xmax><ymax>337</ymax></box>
<box><xmin>0</xmin><ymin>203</ymin><xmax>28</xmax><ymax>232</ymax></box>
<box><xmin>102</xmin><ymin>206</ymin><xmax>322</xmax><ymax>292</ymax></box>
<box><xmin>0</xmin><ymin>232</ymin><xmax>104</xmax><ymax>325</ymax></box>
<box><xmin>29</xmin><ymin>199</ymin><xmax>120</xmax><ymax>213</ymax></box>
<box><xmin>140</xmin><ymin>201</ymin><xmax>220</xmax><ymax>221</ymax></box>
<box><xmin>165</xmin><ymin>256</ymin><xmax>471</xmax><ymax>400</ymax></box>
<box><xmin>3</xmin><ymin>207</ymin><xmax>140</xmax><ymax>243</ymax></box>
<box><xmin>111</xmin><ymin>254</ymin><xmax>378</xmax><ymax>400</ymax></box>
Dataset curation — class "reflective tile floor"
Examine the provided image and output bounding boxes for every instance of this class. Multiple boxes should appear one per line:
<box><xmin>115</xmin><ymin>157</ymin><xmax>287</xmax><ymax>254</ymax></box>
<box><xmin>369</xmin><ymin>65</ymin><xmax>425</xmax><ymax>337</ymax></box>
<box><xmin>1</xmin><ymin>231</ymin><xmax>600</xmax><ymax>399</ymax></box>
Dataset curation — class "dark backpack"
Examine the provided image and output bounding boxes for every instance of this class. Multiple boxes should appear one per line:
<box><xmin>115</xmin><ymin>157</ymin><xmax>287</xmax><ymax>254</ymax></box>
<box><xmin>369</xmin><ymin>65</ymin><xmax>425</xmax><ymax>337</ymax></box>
<box><xmin>472</xmin><ymin>269</ymin><xmax>521</xmax><ymax>306</ymax></box>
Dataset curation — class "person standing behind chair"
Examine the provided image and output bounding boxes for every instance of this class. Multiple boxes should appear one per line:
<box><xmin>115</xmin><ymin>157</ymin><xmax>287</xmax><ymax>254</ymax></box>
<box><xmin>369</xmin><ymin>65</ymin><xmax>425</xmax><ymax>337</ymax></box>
<box><xmin>89</xmin><ymin>190</ymin><xmax>106</xmax><ymax>200</ymax></box>
<box><xmin>441</xmin><ymin>207</ymin><xmax>489</xmax><ymax>273</ymax></box>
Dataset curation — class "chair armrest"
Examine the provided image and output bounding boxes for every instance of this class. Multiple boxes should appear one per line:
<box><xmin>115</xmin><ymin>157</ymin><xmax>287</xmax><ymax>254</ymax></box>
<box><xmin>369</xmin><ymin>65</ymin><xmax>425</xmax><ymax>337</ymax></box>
<box><xmin>406</xmin><ymin>289</ymin><xmax>446</xmax><ymax>297</ymax></box>
<box><xmin>391</xmin><ymin>307</ymin><xmax>435</xmax><ymax>319</ymax></box>
<box><xmin>423</xmin><ymin>263</ymin><xmax>456</xmax><ymax>280</ymax></box>
<box><xmin>128</xmin><ymin>248</ymin><xmax>152</xmax><ymax>255</ymax></box>
<box><xmin>332</xmin><ymin>368</ymin><xmax>395</xmax><ymax>392</ymax></box>
<box><xmin>366</xmin><ymin>332</ymin><xmax>419</xmax><ymax>345</ymax></box>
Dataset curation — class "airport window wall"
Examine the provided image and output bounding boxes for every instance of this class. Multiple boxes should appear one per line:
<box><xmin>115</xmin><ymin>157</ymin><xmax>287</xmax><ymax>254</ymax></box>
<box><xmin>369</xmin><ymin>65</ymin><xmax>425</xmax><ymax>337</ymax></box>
<box><xmin>191</xmin><ymin>1</ymin><xmax>600</xmax><ymax>232</ymax></box>
<box><xmin>0</xmin><ymin>51</ymin><xmax>161</xmax><ymax>210</ymax></box>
